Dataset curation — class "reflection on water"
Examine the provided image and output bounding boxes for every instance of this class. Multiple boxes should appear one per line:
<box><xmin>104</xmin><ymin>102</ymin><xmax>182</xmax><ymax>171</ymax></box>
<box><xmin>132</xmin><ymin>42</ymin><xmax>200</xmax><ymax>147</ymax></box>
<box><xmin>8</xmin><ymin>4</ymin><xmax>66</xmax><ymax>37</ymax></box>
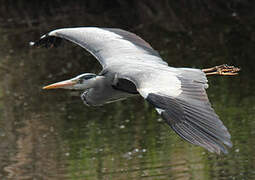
<box><xmin>0</xmin><ymin>9</ymin><xmax>255</xmax><ymax>180</ymax></box>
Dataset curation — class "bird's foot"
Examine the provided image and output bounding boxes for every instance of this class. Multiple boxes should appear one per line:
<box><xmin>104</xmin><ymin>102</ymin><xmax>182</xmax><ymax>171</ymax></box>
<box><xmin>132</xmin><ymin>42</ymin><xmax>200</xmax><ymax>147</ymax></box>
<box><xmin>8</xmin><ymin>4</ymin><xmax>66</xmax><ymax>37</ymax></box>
<box><xmin>202</xmin><ymin>64</ymin><xmax>240</xmax><ymax>76</ymax></box>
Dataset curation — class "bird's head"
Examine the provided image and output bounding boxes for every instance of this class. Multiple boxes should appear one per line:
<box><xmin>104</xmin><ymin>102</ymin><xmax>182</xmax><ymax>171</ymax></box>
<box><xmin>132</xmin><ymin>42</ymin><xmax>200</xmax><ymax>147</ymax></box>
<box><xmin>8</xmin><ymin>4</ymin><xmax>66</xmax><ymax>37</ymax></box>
<box><xmin>43</xmin><ymin>73</ymin><xmax>97</xmax><ymax>90</ymax></box>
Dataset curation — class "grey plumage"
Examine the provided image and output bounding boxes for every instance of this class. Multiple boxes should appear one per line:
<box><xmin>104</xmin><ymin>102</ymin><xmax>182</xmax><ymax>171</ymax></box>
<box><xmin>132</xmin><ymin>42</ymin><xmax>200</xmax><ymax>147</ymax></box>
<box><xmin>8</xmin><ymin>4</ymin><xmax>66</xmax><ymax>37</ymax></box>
<box><xmin>146</xmin><ymin>93</ymin><xmax>231</xmax><ymax>154</ymax></box>
<box><xmin>31</xmin><ymin>27</ymin><xmax>232</xmax><ymax>154</ymax></box>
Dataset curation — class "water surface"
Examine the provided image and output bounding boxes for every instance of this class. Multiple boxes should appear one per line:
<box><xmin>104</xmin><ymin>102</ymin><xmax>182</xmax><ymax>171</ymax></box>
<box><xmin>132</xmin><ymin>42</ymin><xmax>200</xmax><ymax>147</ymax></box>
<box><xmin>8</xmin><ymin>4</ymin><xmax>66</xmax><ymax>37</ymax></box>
<box><xmin>0</xmin><ymin>7</ymin><xmax>255</xmax><ymax>180</ymax></box>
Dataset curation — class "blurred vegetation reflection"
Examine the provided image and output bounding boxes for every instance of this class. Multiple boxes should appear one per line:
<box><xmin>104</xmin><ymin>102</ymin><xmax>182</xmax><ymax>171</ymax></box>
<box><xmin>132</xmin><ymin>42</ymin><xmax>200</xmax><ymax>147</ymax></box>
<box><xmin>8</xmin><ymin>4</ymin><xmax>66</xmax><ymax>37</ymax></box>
<box><xmin>0</xmin><ymin>1</ymin><xmax>255</xmax><ymax>179</ymax></box>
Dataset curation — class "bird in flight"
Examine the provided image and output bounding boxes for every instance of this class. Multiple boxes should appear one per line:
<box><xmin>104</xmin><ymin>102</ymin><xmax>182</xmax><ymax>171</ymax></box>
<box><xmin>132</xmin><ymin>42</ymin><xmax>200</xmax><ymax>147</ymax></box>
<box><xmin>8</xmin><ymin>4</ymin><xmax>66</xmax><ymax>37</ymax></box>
<box><xmin>31</xmin><ymin>27</ymin><xmax>240</xmax><ymax>154</ymax></box>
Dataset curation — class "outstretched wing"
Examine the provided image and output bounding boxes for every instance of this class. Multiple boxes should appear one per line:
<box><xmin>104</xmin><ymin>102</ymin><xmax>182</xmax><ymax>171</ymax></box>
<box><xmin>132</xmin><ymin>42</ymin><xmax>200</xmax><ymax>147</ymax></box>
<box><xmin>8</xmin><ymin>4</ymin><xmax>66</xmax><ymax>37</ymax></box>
<box><xmin>119</xmin><ymin>66</ymin><xmax>232</xmax><ymax>154</ymax></box>
<box><xmin>30</xmin><ymin>27</ymin><xmax>167</xmax><ymax>69</ymax></box>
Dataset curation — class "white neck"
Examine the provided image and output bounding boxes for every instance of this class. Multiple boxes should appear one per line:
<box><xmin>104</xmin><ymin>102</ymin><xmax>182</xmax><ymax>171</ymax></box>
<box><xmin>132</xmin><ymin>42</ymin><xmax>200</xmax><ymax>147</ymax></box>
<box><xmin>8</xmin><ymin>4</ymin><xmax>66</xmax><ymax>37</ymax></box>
<box><xmin>74</xmin><ymin>76</ymin><xmax>107</xmax><ymax>90</ymax></box>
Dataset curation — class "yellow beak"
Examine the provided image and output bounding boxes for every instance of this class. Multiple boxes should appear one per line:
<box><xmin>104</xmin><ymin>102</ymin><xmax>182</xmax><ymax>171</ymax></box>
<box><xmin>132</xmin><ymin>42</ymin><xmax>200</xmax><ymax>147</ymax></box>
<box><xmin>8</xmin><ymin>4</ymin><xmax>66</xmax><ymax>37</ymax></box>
<box><xmin>43</xmin><ymin>79</ymin><xmax>76</xmax><ymax>89</ymax></box>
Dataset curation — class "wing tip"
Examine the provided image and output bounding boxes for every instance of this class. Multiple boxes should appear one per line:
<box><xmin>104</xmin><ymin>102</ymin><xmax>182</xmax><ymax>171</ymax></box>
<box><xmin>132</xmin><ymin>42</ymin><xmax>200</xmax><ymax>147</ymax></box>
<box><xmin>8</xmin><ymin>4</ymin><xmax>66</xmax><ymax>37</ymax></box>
<box><xmin>30</xmin><ymin>33</ymin><xmax>63</xmax><ymax>48</ymax></box>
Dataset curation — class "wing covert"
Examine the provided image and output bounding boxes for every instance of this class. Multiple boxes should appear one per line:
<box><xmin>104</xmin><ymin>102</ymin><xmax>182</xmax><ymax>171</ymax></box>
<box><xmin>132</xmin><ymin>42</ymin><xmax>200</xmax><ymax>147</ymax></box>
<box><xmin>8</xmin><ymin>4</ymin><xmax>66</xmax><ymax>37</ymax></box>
<box><xmin>124</xmin><ymin>67</ymin><xmax>232</xmax><ymax>154</ymax></box>
<box><xmin>30</xmin><ymin>27</ymin><xmax>168</xmax><ymax>69</ymax></box>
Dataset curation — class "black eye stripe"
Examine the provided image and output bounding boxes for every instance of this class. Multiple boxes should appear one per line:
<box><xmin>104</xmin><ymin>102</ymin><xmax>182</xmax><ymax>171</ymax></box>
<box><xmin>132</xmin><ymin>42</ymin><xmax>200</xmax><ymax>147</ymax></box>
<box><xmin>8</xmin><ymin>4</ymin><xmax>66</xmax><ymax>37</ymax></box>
<box><xmin>84</xmin><ymin>75</ymin><xmax>95</xmax><ymax>80</ymax></box>
<box><xmin>79</xmin><ymin>74</ymin><xmax>96</xmax><ymax>81</ymax></box>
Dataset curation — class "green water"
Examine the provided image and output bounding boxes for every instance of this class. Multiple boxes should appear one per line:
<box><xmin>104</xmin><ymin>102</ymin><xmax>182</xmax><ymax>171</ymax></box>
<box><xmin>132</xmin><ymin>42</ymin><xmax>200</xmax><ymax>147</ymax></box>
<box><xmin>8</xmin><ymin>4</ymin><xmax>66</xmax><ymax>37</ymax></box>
<box><xmin>0</xmin><ymin>5</ymin><xmax>255</xmax><ymax>179</ymax></box>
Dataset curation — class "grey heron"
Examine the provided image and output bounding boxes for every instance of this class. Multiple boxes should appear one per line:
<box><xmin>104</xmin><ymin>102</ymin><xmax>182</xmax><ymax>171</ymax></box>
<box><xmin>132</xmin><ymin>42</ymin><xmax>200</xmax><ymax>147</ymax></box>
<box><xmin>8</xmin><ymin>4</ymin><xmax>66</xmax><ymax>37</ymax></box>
<box><xmin>31</xmin><ymin>27</ymin><xmax>239</xmax><ymax>154</ymax></box>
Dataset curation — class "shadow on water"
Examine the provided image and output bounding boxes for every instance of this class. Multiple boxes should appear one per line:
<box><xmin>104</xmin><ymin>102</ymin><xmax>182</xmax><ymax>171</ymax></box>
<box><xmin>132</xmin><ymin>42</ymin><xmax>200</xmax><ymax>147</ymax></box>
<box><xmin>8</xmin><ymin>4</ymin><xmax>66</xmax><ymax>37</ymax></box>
<box><xmin>0</xmin><ymin>1</ymin><xmax>255</xmax><ymax>179</ymax></box>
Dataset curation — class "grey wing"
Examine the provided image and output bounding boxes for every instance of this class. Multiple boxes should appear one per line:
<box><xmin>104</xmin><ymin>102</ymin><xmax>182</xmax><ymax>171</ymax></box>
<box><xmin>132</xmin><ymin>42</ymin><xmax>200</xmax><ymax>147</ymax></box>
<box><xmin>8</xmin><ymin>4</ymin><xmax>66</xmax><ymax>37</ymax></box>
<box><xmin>120</xmin><ymin>66</ymin><xmax>232</xmax><ymax>154</ymax></box>
<box><xmin>30</xmin><ymin>27</ymin><xmax>167</xmax><ymax>69</ymax></box>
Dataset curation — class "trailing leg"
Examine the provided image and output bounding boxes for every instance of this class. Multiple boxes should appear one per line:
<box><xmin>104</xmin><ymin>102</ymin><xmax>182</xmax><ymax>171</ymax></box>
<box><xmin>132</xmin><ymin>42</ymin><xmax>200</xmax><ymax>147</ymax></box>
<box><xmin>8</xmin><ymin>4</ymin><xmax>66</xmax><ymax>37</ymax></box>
<box><xmin>202</xmin><ymin>64</ymin><xmax>240</xmax><ymax>76</ymax></box>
